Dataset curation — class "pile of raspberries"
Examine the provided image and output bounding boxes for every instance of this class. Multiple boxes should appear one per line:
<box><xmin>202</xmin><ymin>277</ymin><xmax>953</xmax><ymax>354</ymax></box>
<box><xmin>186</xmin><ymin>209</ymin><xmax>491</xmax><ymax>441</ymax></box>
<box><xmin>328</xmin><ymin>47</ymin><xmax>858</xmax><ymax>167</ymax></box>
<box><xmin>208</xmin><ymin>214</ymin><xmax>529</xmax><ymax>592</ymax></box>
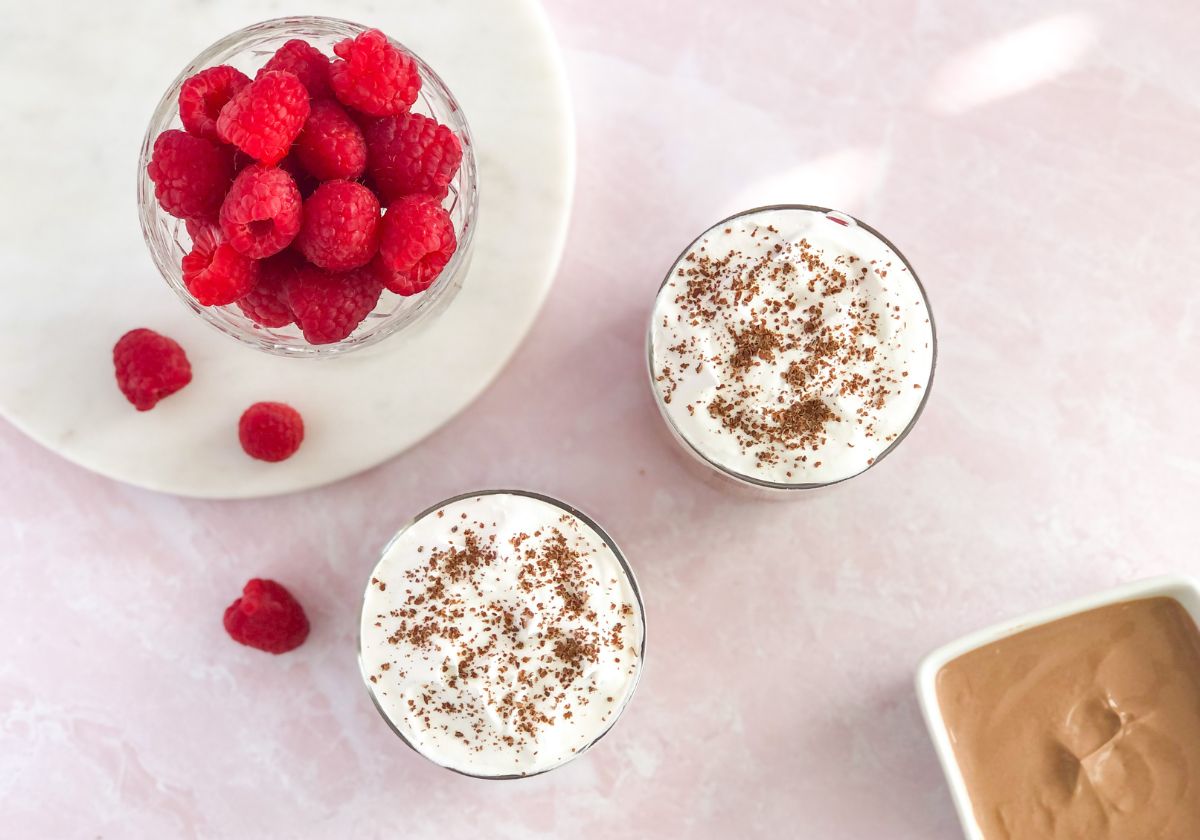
<box><xmin>147</xmin><ymin>29</ymin><xmax>464</xmax><ymax>345</ymax></box>
<box><xmin>131</xmin><ymin>29</ymin><xmax>470</xmax><ymax>654</ymax></box>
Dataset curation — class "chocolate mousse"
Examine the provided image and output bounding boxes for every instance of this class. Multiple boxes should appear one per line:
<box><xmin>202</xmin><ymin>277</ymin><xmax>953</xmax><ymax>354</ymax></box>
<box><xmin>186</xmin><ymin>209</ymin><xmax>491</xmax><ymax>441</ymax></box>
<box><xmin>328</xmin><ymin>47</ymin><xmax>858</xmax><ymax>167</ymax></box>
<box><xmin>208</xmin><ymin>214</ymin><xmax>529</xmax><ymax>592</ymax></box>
<box><xmin>937</xmin><ymin>597</ymin><xmax>1200</xmax><ymax>839</ymax></box>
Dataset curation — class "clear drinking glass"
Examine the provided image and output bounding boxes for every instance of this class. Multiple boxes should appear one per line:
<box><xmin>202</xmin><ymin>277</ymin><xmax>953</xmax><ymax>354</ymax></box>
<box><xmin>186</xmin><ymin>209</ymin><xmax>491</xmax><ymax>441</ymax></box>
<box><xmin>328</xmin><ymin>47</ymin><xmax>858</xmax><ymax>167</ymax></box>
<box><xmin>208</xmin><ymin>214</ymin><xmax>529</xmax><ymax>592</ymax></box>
<box><xmin>646</xmin><ymin>204</ymin><xmax>938</xmax><ymax>497</ymax></box>
<box><xmin>137</xmin><ymin>16</ymin><xmax>479</xmax><ymax>357</ymax></box>
<box><xmin>359</xmin><ymin>489</ymin><xmax>647</xmax><ymax>779</ymax></box>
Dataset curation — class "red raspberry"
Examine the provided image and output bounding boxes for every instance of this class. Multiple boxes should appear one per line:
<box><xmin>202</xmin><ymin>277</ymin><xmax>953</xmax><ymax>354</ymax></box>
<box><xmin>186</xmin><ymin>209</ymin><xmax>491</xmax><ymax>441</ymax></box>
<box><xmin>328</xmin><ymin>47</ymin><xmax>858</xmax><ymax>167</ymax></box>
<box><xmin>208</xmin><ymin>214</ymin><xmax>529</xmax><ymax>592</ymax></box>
<box><xmin>232</xmin><ymin>149</ymin><xmax>255</xmax><ymax>172</ymax></box>
<box><xmin>258</xmin><ymin>39</ymin><xmax>331</xmax><ymax>99</ymax></box>
<box><xmin>182</xmin><ymin>225</ymin><xmax>259</xmax><ymax>306</ymax></box>
<box><xmin>294</xmin><ymin>180</ymin><xmax>380</xmax><ymax>271</ymax></box>
<box><xmin>112</xmin><ymin>328</ymin><xmax>193</xmax><ymax>411</ymax></box>
<box><xmin>329</xmin><ymin>29</ymin><xmax>420</xmax><ymax>117</ymax></box>
<box><xmin>345</xmin><ymin>107</ymin><xmax>381</xmax><ymax>137</ymax></box>
<box><xmin>216</xmin><ymin>71</ymin><xmax>310</xmax><ymax>165</ymax></box>
<box><xmin>365</xmin><ymin>112</ymin><xmax>462</xmax><ymax>203</ymax></box>
<box><xmin>219</xmin><ymin>164</ymin><xmax>302</xmax><ymax>258</ymax></box>
<box><xmin>236</xmin><ymin>251</ymin><xmax>296</xmax><ymax>327</ymax></box>
<box><xmin>294</xmin><ymin>99</ymin><xmax>367</xmax><ymax>181</ymax></box>
<box><xmin>285</xmin><ymin>263</ymin><xmax>383</xmax><ymax>344</ymax></box>
<box><xmin>184</xmin><ymin>217</ymin><xmax>219</xmax><ymax>242</ymax></box>
<box><xmin>178</xmin><ymin>65</ymin><xmax>250</xmax><ymax>141</ymax></box>
<box><xmin>278</xmin><ymin>154</ymin><xmax>319</xmax><ymax>197</ymax></box>
<box><xmin>147</xmin><ymin>129</ymin><xmax>235</xmax><ymax>222</ymax></box>
<box><xmin>374</xmin><ymin>194</ymin><xmax>457</xmax><ymax>295</ymax></box>
<box><xmin>223</xmin><ymin>578</ymin><xmax>309</xmax><ymax>654</ymax></box>
<box><xmin>239</xmin><ymin>402</ymin><xmax>305</xmax><ymax>462</ymax></box>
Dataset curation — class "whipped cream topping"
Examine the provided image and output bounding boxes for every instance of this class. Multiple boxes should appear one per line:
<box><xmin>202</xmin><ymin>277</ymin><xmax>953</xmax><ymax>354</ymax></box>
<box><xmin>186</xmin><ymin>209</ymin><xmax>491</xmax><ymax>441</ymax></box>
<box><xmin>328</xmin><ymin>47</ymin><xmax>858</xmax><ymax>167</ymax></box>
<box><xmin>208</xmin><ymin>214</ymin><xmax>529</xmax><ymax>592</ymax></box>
<box><xmin>649</xmin><ymin>206</ymin><xmax>934</xmax><ymax>486</ymax></box>
<box><xmin>360</xmin><ymin>492</ymin><xmax>644</xmax><ymax>777</ymax></box>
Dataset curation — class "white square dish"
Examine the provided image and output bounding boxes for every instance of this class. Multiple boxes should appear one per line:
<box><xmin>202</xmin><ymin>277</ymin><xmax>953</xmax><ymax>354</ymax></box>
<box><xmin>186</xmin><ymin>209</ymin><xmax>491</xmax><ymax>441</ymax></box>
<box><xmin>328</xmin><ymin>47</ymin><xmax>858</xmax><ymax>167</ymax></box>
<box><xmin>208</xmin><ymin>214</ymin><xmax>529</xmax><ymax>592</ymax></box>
<box><xmin>915</xmin><ymin>575</ymin><xmax>1200</xmax><ymax>840</ymax></box>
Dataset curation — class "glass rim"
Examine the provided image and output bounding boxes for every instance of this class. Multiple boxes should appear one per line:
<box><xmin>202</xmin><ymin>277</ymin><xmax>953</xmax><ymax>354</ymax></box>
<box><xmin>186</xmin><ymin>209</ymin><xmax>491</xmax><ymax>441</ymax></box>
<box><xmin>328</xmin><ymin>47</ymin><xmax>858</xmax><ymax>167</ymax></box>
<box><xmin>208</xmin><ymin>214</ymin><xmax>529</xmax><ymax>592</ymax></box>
<box><xmin>357</xmin><ymin>488</ymin><xmax>648</xmax><ymax>780</ymax></box>
<box><xmin>645</xmin><ymin>203</ymin><xmax>939</xmax><ymax>492</ymax></box>
<box><xmin>136</xmin><ymin>15</ymin><xmax>480</xmax><ymax>359</ymax></box>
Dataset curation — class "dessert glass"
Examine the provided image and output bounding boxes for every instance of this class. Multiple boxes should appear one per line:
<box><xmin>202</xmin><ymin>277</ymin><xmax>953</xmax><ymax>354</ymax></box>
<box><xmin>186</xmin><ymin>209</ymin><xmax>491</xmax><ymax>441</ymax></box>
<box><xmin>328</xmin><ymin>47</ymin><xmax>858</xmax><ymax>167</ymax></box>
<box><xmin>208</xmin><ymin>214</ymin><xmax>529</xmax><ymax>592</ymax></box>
<box><xmin>137</xmin><ymin>16</ymin><xmax>479</xmax><ymax>358</ymax></box>
<box><xmin>646</xmin><ymin>204</ymin><xmax>937</xmax><ymax>496</ymax></box>
<box><xmin>358</xmin><ymin>489</ymin><xmax>647</xmax><ymax>780</ymax></box>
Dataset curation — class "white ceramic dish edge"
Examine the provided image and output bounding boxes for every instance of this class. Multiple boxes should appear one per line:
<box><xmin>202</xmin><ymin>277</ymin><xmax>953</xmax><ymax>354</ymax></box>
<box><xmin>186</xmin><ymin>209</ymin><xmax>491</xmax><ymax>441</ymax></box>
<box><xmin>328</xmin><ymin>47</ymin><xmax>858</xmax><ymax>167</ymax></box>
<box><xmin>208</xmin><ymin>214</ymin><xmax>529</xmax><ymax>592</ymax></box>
<box><xmin>915</xmin><ymin>574</ymin><xmax>1200</xmax><ymax>840</ymax></box>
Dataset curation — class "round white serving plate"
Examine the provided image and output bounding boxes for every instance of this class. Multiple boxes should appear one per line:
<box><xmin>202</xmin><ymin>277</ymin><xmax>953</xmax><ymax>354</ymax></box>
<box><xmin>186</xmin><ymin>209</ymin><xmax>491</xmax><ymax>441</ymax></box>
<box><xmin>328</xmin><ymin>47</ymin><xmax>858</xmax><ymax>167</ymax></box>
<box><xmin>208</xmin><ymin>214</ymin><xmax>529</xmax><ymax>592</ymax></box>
<box><xmin>0</xmin><ymin>0</ymin><xmax>574</xmax><ymax>498</ymax></box>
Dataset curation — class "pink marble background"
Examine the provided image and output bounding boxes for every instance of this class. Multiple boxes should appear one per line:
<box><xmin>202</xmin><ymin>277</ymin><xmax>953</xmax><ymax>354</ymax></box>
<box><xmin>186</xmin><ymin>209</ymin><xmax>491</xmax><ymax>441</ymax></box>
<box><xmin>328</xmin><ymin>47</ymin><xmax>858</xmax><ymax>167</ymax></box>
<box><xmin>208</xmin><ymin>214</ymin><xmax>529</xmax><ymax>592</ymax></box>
<box><xmin>4</xmin><ymin>0</ymin><xmax>1200</xmax><ymax>837</ymax></box>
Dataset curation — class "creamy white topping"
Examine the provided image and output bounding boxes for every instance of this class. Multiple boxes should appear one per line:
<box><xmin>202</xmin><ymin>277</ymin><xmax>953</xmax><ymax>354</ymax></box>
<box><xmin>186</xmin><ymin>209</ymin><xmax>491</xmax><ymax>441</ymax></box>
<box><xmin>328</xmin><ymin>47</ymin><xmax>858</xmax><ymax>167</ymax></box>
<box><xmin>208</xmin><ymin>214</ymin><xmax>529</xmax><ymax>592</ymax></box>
<box><xmin>650</xmin><ymin>207</ymin><xmax>934</xmax><ymax>486</ymax></box>
<box><xmin>360</xmin><ymin>493</ymin><xmax>644</xmax><ymax>777</ymax></box>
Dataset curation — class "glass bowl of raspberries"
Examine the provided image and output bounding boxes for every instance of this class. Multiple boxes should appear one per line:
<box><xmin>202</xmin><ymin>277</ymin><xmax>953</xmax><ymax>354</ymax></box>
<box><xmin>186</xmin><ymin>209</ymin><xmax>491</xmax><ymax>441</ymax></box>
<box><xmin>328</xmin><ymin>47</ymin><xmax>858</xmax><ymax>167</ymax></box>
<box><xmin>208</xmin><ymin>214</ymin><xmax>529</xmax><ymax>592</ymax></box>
<box><xmin>138</xmin><ymin>17</ymin><xmax>478</xmax><ymax>357</ymax></box>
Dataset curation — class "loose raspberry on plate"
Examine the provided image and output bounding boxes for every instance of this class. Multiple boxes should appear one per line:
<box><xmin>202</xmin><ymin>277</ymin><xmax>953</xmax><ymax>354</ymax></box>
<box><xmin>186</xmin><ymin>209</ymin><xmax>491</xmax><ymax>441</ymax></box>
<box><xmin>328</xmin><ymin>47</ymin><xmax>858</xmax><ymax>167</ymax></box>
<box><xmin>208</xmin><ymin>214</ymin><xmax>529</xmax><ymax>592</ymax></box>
<box><xmin>216</xmin><ymin>70</ymin><xmax>310</xmax><ymax>165</ymax></box>
<box><xmin>258</xmin><ymin>39</ymin><xmax>331</xmax><ymax>99</ymax></box>
<box><xmin>219</xmin><ymin>164</ymin><xmax>303</xmax><ymax>258</ymax></box>
<box><xmin>374</xmin><ymin>194</ymin><xmax>457</xmax><ymax>296</ymax></box>
<box><xmin>329</xmin><ymin>28</ymin><xmax>420</xmax><ymax>116</ymax></box>
<box><xmin>236</xmin><ymin>251</ymin><xmax>297</xmax><ymax>327</ymax></box>
<box><xmin>178</xmin><ymin>65</ymin><xmax>250</xmax><ymax>141</ymax></box>
<box><xmin>147</xmin><ymin>129</ymin><xmax>235</xmax><ymax>221</ymax></box>
<box><xmin>182</xmin><ymin>225</ymin><xmax>259</xmax><ymax>306</ymax></box>
<box><xmin>294</xmin><ymin>99</ymin><xmax>368</xmax><ymax>181</ymax></box>
<box><xmin>285</xmin><ymin>262</ymin><xmax>383</xmax><ymax>344</ymax></box>
<box><xmin>239</xmin><ymin>401</ymin><xmax>305</xmax><ymax>462</ymax></box>
<box><xmin>365</xmin><ymin>112</ymin><xmax>462</xmax><ymax>203</ymax></box>
<box><xmin>223</xmin><ymin>578</ymin><xmax>309</xmax><ymax>654</ymax></box>
<box><xmin>294</xmin><ymin>180</ymin><xmax>380</xmax><ymax>271</ymax></box>
<box><xmin>112</xmin><ymin>329</ymin><xmax>193</xmax><ymax>411</ymax></box>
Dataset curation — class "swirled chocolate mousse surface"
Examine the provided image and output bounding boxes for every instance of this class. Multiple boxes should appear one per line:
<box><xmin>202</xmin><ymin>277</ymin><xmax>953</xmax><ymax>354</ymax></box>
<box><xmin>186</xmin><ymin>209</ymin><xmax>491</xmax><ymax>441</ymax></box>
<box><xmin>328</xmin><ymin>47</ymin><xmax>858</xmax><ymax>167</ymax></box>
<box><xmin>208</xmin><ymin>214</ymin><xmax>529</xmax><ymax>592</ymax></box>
<box><xmin>937</xmin><ymin>597</ymin><xmax>1200</xmax><ymax>840</ymax></box>
<box><xmin>360</xmin><ymin>493</ymin><xmax>644</xmax><ymax>777</ymax></box>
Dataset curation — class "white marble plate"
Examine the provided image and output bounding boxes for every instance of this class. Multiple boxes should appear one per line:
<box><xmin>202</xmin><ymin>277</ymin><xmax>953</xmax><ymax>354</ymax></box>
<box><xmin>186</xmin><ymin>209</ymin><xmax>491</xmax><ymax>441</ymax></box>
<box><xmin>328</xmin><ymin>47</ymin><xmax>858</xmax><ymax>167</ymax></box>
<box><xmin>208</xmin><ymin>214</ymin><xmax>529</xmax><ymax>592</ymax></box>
<box><xmin>0</xmin><ymin>0</ymin><xmax>573</xmax><ymax>498</ymax></box>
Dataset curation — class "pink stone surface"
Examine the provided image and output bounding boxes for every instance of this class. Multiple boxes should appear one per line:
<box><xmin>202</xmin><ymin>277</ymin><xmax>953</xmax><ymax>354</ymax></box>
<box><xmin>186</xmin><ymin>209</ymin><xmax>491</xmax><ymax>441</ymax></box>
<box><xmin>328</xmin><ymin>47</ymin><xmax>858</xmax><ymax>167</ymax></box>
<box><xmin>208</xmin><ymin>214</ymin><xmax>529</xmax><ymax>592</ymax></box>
<box><xmin>4</xmin><ymin>1</ymin><xmax>1200</xmax><ymax>837</ymax></box>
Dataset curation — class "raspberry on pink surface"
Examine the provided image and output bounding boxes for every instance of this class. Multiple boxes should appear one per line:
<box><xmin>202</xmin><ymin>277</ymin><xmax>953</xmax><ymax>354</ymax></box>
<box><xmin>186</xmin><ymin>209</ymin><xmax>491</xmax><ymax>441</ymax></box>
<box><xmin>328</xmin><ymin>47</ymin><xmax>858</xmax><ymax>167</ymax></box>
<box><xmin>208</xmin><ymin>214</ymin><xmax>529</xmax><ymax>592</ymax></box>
<box><xmin>239</xmin><ymin>402</ymin><xmax>305</xmax><ymax>462</ymax></box>
<box><xmin>285</xmin><ymin>262</ymin><xmax>383</xmax><ymax>345</ymax></box>
<box><xmin>365</xmin><ymin>112</ymin><xmax>462</xmax><ymax>204</ymax></box>
<box><xmin>178</xmin><ymin>65</ymin><xmax>250</xmax><ymax>141</ymax></box>
<box><xmin>216</xmin><ymin>70</ymin><xmax>310</xmax><ymax>165</ymax></box>
<box><xmin>295</xmin><ymin>180</ymin><xmax>380</xmax><ymax>271</ymax></box>
<box><xmin>258</xmin><ymin>39</ymin><xmax>331</xmax><ymax>99</ymax></box>
<box><xmin>223</xmin><ymin>578</ymin><xmax>309</xmax><ymax>654</ymax></box>
<box><xmin>374</xmin><ymin>194</ymin><xmax>457</xmax><ymax>296</ymax></box>
<box><xmin>329</xmin><ymin>28</ymin><xmax>420</xmax><ymax>117</ymax></box>
<box><xmin>182</xmin><ymin>225</ymin><xmax>259</xmax><ymax>306</ymax></box>
<box><xmin>294</xmin><ymin>99</ymin><xmax>368</xmax><ymax>181</ymax></box>
<box><xmin>236</xmin><ymin>252</ymin><xmax>297</xmax><ymax>327</ymax></box>
<box><xmin>147</xmin><ymin>129</ymin><xmax>235</xmax><ymax>222</ymax></box>
<box><xmin>112</xmin><ymin>329</ymin><xmax>193</xmax><ymax>411</ymax></box>
<box><xmin>219</xmin><ymin>164</ymin><xmax>303</xmax><ymax>258</ymax></box>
